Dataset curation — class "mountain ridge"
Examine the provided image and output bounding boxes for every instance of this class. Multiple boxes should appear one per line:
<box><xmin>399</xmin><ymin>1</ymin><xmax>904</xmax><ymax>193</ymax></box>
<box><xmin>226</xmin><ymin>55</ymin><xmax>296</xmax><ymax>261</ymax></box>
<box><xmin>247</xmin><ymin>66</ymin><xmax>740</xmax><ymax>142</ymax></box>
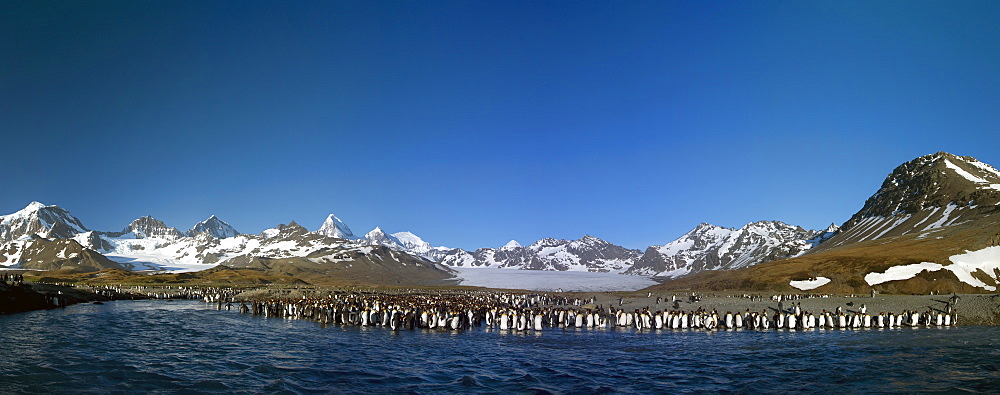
<box><xmin>2</xmin><ymin>152</ymin><xmax>997</xmax><ymax>288</ymax></box>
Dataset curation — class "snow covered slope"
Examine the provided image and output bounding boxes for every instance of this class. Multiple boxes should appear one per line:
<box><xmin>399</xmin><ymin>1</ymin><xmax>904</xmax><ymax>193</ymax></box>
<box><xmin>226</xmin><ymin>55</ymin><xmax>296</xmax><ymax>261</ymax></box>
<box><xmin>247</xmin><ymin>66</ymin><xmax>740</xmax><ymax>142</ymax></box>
<box><xmin>116</xmin><ymin>216</ymin><xmax>186</xmax><ymax>240</ymax></box>
<box><xmin>0</xmin><ymin>202</ymin><xmax>88</xmax><ymax>242</ymax></box>
<box><xmin>189</xmin><ymin>215</ymin><xmax>239</xmax><ymax>239</ymax></box>
<box><xmin>625</xmin><ymin>221</ymin><xmax>825</xmax><ymax>277</ymax></box>
<box><xmin>315</xmin><ymin>214</ymin><xmax>355</xmax><ymax>239</ymax></box>
<box><xmin>0</xmin><ymin>201</ymin><xmax>456</xmax><ymax>274</ymax></box>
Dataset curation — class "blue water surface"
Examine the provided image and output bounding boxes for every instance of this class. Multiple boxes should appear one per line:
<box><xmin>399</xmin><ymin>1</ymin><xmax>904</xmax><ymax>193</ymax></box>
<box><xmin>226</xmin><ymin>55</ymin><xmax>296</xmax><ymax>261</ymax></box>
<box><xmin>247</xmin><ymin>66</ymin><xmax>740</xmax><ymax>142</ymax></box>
<box><xmin>1</xmin><ymin>300</ymin><xmax>997</xmax><ymax>393</ymax></box>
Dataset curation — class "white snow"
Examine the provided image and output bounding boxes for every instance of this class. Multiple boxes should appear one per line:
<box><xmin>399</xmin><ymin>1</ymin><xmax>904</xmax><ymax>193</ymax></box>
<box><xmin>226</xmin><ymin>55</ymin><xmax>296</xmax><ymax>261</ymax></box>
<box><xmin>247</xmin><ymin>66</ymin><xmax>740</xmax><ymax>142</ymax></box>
<box><xmin>391</xmin><ymin>231</ymin><xmax>429</xmax><ymax>250</ymax></box>
<box><xmin>862</xmin><ymin>246</ymin><xmax>1000</xmax><ymax>290</ymax></box>
<box><xmin>854</xmin><ymin>216</ymin><xmax>887</xmax><ymax>242</ymax></box>
<box><xmin>945</xmin><ymin>159</ymin><xmax>991</xmax><ymax>184</ymax></box>
<box><xmin>945</xmin><ymin>159</ymin><xmax>1000</xmax><ymax>192</ymax></box>
<box><xmin>943</xmin><ymin>246</ymin><xmax>1000</xmax><ymax>291</ymax></box>
<box><xmin>789</xmin><ymin>277</ymin><xmax>831</xmax><ymax>291</ymax></box>
<box><xmin>451</xmin><ymin>267</ymin><xmax>657</xmax><ymax>292</ymax></box>
<box><xmin>871</xmin><ymin>214</ymin><xmax>912</xmax><ymax>240</ymax></box>
<box><xmin>658</xmin><ymin>266</ymin><xmax>692</xmax><ymax>278</ymax></box>
<box><xmin>864</xmin><ymin>262</ymin><xmax>943</xmax><ymax>286</ymax></box>
<box><xmin>500</xmin><ymin>240</ymin><xmax>522</xmax><ymax>250</ymax></box>
<box><xmin>910</xmin><ymin>206</ymin><xmax>940</xmax><ymax>229</ymax></box>
<box><xmin>967</xmin><ymin>158</ymin><xmax>1000</xmax><ymax>178</ymax></box>
<box><xmin>922</xmin><ymin>203</ymin><xmax>958</xmax><ymax>231</ymax></box>
<box><xmin>316</xmin><ymin>214</ymin><xmax>355</xmax><ymax>239</ymax></box>
<box><xmin>0</xmin><ymin>201</ymin><xmax>47</xmax><ymax>226</ymax></box>
<box><xmin>0</xmin><ymin>201</ymin><xmax>87</xmax><ymax>235</ymax></box>
<box><xmin>190</xmin><ymin>215</ymin><xmax>239</xmax><ymax>238</ymax></box>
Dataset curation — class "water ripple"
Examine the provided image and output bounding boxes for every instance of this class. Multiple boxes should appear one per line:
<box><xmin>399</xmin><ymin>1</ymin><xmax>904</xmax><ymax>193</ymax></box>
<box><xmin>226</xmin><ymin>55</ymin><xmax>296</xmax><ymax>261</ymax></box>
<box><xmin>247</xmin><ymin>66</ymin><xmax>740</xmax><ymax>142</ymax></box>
<box><xmin>1</xmin><ymin>300</ymin><xmax>999</xmax><ymax>392</ymax></box>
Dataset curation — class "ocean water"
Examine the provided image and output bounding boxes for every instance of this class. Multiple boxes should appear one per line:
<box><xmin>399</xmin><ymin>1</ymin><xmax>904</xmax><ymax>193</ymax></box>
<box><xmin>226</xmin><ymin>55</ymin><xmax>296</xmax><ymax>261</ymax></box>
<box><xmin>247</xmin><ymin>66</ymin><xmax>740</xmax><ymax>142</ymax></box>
<box><xmin>1</xmin><ymin>300</ymin><xmax>998</xmax><ymax>393</ymax></box>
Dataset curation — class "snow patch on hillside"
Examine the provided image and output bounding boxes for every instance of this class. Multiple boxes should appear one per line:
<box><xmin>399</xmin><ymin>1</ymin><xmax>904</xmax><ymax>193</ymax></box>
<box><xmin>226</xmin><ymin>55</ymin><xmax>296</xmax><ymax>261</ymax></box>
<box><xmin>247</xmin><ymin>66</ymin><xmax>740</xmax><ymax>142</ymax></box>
<box><xmin>944</xmin><ymin>246</ymin><xmax>1000</xmax><ymax>291</ymax></box>
<box><xmin>865</xmin><ymin>262</ymin><xmax>943</xmax><ymax>286</ymax></box>
<box><xmin>862</xmin><ymin>246</ymin><xmax>1000</xmax><ymax>291</ymax></box>
<box><xmin>945</xmin><ymin>159</ymin><xmax>991</xmax><ymax>184</ymax></box>
<box><xmin>790</xmin><ymin>277</ymin><xmax>831</xmax><ymax>290</ymax></box>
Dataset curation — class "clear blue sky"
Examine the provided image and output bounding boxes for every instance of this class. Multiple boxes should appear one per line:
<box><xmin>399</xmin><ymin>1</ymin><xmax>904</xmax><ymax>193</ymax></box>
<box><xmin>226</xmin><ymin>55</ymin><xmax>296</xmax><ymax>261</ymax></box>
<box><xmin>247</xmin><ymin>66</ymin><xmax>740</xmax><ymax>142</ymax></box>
<box><xmin>2</xmin><ymin>1</ymin><xmax>998</xmax><ymax>250</ymax></box>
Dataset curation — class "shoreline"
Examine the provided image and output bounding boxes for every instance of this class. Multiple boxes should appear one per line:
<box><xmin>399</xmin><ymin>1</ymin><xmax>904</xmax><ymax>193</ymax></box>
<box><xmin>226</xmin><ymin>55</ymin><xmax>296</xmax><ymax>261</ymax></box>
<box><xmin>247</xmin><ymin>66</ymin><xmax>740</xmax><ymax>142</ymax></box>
<box><xmin>220</xmin><ymin>287</ymin><xmax>1000</xmax><ymax>327</ymax></box>
<box><xmin>4</xmin><ymin>282</ymin><xmax>999</xmax><ymax>326</ymax></box>
<box><xmin>0</xmin><ymin>282</ymin><xmax>149</xmax><ymax>314</ymax></box>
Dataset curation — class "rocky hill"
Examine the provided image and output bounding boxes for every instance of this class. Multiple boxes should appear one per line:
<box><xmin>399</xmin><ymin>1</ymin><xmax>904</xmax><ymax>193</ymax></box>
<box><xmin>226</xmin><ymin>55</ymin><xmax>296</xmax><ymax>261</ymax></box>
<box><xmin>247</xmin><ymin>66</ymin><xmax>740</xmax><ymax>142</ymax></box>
<box><xmin>649</xmin><ymin>152</ymin><xmax>1000</xmax><ymax>294</ymax></box>
<box><xmin>814</xmin><ymin>152</ymin><xmax>1000</xmax><ymax>251</ymax></box>
<box><xmin>3</xmin><ymin>151</ymin><xmax>996</xmax><ymax>291</ymax></box>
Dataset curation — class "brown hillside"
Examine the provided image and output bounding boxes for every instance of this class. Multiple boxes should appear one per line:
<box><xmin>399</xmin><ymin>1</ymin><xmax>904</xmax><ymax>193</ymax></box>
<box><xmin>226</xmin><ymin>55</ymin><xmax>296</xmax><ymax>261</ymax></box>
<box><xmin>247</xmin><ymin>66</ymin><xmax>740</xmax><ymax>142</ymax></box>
<box><xmin>648</xmin><ymin>215</ymin><xmax>1000</xmax><ymax>294</ymax></box>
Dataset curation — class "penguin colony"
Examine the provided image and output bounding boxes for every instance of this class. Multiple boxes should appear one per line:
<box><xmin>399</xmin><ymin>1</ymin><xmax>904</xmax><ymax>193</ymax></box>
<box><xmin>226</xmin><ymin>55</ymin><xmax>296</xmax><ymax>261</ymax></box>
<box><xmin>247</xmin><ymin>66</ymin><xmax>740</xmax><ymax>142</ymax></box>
<box><xmin>203</xmin><ymin>290</ymin><xmax>959</xmax><ymax>331</ymax></box>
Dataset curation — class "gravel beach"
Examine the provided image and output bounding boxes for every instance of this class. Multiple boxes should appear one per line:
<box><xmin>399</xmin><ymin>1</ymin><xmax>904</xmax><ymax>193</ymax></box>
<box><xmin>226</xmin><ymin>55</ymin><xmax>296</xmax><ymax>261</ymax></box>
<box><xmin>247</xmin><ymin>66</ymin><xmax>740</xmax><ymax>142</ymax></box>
<box><xmin>589</xmin><ymin>291</ymin><xmax>1000</xmax><ymax>326</ymax></box>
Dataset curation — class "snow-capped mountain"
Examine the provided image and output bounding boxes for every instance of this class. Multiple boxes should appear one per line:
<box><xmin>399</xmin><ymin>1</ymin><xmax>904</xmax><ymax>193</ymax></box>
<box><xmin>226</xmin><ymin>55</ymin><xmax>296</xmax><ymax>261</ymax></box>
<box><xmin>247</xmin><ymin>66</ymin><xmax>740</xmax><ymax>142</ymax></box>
<box><xmin>625</xmin><ymin>221</ymin><xmax>825</xmax><ymax>277</ymax></box>
<box><xmin>115</xmin><ymin>216</ymin><xmax>186</xmax><ymax>240</ymax></box>
<box><xmin>439</xmin><ymin>235</ymin><xmax>642</xmax><ymax>272</ymax></box>
<box><xmin>189</xmin><ymin>215</ymin><xmax>239</xmax><ymax>239</ymax></box>
<box><xmin>0</xmin><ymin>202</ymin><xmax>124</xmax><ymax>271</ymax></box>
<box><xmin>500</xmin><ymin>240</ymin><xmax>522</xmax><ymax>250</ymax></box>
<box><xmin>358</xmin><ymin>227</ymin><xmax>402</xmax><ymax>249</ymax></box>
<box><xmin>315</xmin><ymin>214</ymin><xmax>355</xmax><ymax>239</ymax></box>
<box><xmin>355</xmin><ymin>228</ymin><xmax>454</xmax><ymax>262</ymax></box>
<box><xmin>77</xmin><ymin>218</ymin><xmax>347</xmax><ymax>271</ymax></box>
<box><xmin>4</xmin><ymin>152</ymin><xmax>996</xmax><ymax>282</ymax></box>
<box><xmin>0</xmin><ymin>201</ymin><xmax>88</xmax><ymax>242</ymax></box>
<box><xmin>815</xmin><ymin>152</ymin><xmax>1000</xmax><ymax>251</ymax></box>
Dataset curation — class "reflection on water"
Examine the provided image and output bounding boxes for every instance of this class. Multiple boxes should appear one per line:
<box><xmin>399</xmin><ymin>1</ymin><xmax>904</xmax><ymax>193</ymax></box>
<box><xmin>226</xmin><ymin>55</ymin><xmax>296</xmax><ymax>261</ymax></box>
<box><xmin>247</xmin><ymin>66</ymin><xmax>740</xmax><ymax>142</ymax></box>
<box><xmin>0</xmin><ymin>300</ymin><xmax>998</xmax><ymax>392</ymax></box>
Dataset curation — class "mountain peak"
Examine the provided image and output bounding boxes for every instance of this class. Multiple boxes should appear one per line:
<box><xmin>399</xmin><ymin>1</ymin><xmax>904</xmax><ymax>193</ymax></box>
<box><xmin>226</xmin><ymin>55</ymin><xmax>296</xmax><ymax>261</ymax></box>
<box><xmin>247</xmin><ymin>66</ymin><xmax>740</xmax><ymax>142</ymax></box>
<box><xmin>316</xmin><ymin>214</ymin><xmax>355</xmax><ymax>239</ymax></box>
<box><xmin>123</xmin><ymin>216</ymin><xmax>185</xmax><ymax>239</ymax></box>
<box><xmin>843</xmin><ymin>152</ymin><xmax>1000</xmax><ymax>230</ymax></box>
<box><xmin>7</xmin><ymin>201</ymin><xmax>52</xmax><ymax>219</ymax></box>
<box><xmin>189</xmin><ymin>215</ymin><xmax>239</xmax><ymax>239</ymax></box>
<box><xmin>500</xmin><ymin>240</ymin><xmax>522</xmax><ymax>250</ymax></box>
<box><xmin>25</xmin><ymin>201</ymin><xmax>47</xmax><ymax>211</ymax></box>
<box><xmin>1</xmin><ymin>202</ymin><xmax>88</xmax><ymax>241</ymax></box>
<box><xmin>263</xmin><ymin>221</ymin><xmax>308</xmax><ymax>239</ymax></box>
<box><xmin>359</xmin><ymin>227</ymin><xmax>404</xmax><ymax>250</ymax></box>
<box><xmin>812</xmin><ymin>152</ymin><xmax>1000</xmax><ymax>251</ymax></box>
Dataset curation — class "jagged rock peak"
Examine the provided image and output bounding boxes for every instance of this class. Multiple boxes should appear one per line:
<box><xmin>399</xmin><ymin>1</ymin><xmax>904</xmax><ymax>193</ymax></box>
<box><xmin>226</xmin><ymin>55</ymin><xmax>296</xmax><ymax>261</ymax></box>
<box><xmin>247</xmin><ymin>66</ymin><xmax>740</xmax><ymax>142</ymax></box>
<box><xmin>841</xmin><ymin>152</ymin><xmax>1000</xmax><ymax>232</ymax></box>
<box><xmin>259</xmin><ymin>221</ymin><xmax>308</xmax><ymax>239</ymax></box>
<box><xmin>316</xmin><ymin>214</ymin><xmax>355</xmax><ymax>239</ymax></box>
<box><xmin>123</xmin><ymin>216</ymin><xmax>185</xmax><ymax>239</ymax></box>
<box><xmin>189</xmin><ymin>215</ymin><xmax>239</xmax><ymax>239</ymax></box>
<box><xmin>440</xmin><ymin>234</ymin><xmax>641</xmax><ymax>272</ymax></box>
